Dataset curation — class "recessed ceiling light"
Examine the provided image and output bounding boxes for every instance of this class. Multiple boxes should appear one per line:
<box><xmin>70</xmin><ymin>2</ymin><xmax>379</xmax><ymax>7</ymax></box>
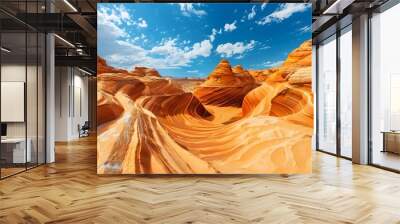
<box><xmin>54</xmin><ymin>34</ymin><xmax>75</xmax><ymax>48</ymax></box>
<box><xmin>63</xmin><ymin>0</ymin><xmax>78</xmax><ymax>12</ymax></box>
<box><xmin>78</xmin><ymin>67</ymin><xmax>93</xmax><ymax>76</ymax></box>
<box><xmin>1</xmin><ymin>47</ymin><xmax>11</xmax><ymax>53</ymax></box>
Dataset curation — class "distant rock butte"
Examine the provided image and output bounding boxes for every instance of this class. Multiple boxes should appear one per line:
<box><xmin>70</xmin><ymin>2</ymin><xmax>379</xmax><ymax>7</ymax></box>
<box><xmin>97</xmin><ymin>56</ymin><xmax>128</xmax><ymax>75</ymax></box>
<box><xmin>248</xmin><ymin>68</ymin><xmax>278</xmax><ymax>83</ymax></box>
<box><xmin>232</xmin><ymin>65</ymin><xmax>249</xmax><ymax>76</ymax></box>
<box><xmin>201</xmin><ymin>60</ymin><xmax>256</xmax><ymax>87</ymax></box>
<box><xmin>194</xmin><ymin>60</ymin><xmax>258</xmax><ymax>107</ymax></box>
<box><xmin>131</xmin><ymin>67</ymin><xmax>161</xmax><ymax>77</ymax></box>
<box><xmin>97</xmin><ymin>57</ymin><xmax>162</xmax><ymax>78</ymax></box>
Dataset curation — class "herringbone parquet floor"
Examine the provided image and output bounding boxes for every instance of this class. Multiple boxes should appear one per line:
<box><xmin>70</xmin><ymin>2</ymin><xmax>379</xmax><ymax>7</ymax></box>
<box><xmin>1</xmin><ymin>136</ymin><xmax>400</xmax><ymax>224</ymax></box>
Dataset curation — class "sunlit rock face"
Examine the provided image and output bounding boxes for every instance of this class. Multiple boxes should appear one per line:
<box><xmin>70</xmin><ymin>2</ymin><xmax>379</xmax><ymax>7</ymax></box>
<box><xmin>267</xmin><ymin>40</ymin><xmax>312</xmax><ymax>82</ymax></box>
<box><xmin>248</xmin><ymin>68</ymin><xmax>278</xmax><ymax>83</ymax></box>
<box><xmin>131</xmin><ymin>67</ymin><xmax>161</xmax><ymax>77</ymax></box>
<box><xmin>97</xmin><ymin>40</ymin><xmax>313</xmax><ymax>174</ymax></box>
<box><xmin>193</xmin><ymin>60</ymin><xmax>258</xmax><ymax>107</ymax></box>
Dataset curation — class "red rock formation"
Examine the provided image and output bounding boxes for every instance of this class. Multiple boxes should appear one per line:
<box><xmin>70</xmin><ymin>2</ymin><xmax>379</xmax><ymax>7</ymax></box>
<box><xmin>267</xmin><ymin>40</ymin><xmax>312</xmax><ymax>82</ymax></box>
<box><xmin>97</xmin><ymin>91</ymin><xmax>124</xmax><ymax>125</ymax></box>
<box><xmin>97</xmin><ymin>56</ymin><xmax>128</xmax><ymax>75</ymax></box>
<box><xmin>242</xmin><ymin>40</ymin><xmax>313</xmax><ymax>129</ymax></box>
<box><xmin>194</xmin><ymin>60</ymin><xmax>258</xmax><ymax>107</ymax></box>
<box><xmin>248</xmin><ymin>68</ymin><xmax>278</xmax><ymax>82</ymax></box>
<box><xmin>97</xmin><ymin>40</ymin><xmax>313</xmax><ymax>174</ymax></box>
<box><xmin>131</xmin><ymin>67</ymin><xmax>161</xmax><ymax>77</ymax></box>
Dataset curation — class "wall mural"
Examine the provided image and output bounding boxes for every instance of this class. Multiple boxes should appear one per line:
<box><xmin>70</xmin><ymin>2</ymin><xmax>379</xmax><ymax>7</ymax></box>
<box><xmin>97</xmin><ymin>3</ymin><xmax>313</xmax><ymax>174</ymax></box>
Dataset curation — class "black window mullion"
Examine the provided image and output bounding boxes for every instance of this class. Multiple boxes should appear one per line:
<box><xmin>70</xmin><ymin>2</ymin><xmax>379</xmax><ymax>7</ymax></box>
<box><xmin>0</xmin><ymin>22</ymin><xmax>2</xmax><ymax>179</ymax></box>
<box><xmin>315</xmin><ymin>45</ymin><xmax>319</xmax><ymax>151</ymax></box>
<box><xmin>36</xmin><ymin>0</ymin><xmax>39</xmax><ymax>167</ymax></box>
<box><xmin>336</xmin><ymin>28</ymin><xmax>341</xmax><ymax>157</ymax></box>
<box><xmin>25</xmin><ymin>0</ymin><xmax>28</xmax><ymax>171</ymax></box>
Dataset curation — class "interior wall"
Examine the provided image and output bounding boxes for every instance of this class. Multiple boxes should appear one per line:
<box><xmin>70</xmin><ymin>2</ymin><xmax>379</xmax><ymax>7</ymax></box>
<box><xmin>1</xmin><ymin>64</ymin><xmax>37</xmax><ymax>138</ymax></box>
<box><xmin>55</xmin><ymin>66</ymin><xmax>69</xmax><ymax>141</ymax></box>
<box><xmin>55</xmin><ymin>66</ymin><xmax>89</xmax><ymax>141</ymax></box>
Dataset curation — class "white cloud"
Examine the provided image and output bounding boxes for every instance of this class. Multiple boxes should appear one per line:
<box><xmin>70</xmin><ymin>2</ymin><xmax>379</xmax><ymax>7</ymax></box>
<box><xmin>97</xmin><ymin>5</ymin><xmax>131</xmax><ymax>39</ymax></box>
<box><xmin>137</xmin><ymin>18</ymin><xmax>148</xmax><ymax>28</ymax></box>
<box><xmin>224</xmin><ymin>21</ymin><xmax>237</xmax><ymax>32</ymax></box>
<box><xmin>260</xmin><ymin>45</ymin><xmax>271</xmax><ymax>50</ymax></box>
<box><xmin>209</xmin><ymin>28</ymin><xmax>218</xmax><ymax>42</ymax></box>
<box><xmin>257</xmin><ymin>3</ymin><xmax>310</xmax><ymax>25</ymax></box>
<box><xmin>186</xmin><ymin>39</ymin><xmax>213</xmax><ymax>58</ymax></box>
<box><xmin>177</xmin><ymin>3</ymin><xmax>206</xmax><ymax>17</ymax></box>
<box><xmin>261</xmin><ymin>3</ymin><xmax>267</xmax><ymax>11</ymax></box>
<box><xmin>98</xmin><ymin>4</ymin><xmax>213</xmax><ymax>70</ymax></box>
<box><xmin>98</xmin><ymin>4</ymin><xmax>149</xmax><ymax>39</ymax></box>
<box><xmin>263</xmin><ymin>60</ymin><xmax>284</xmax><ymax>67</ymax></box>
<box><xmin>216</xmin><ymin>40</ymin><xmax>255</xmax><ymax>58</ymax></box>
<box><xmin>209</xmin><ymin>28</ymin><xmax>222</xmax><ymax>42</ymax></box>
<box><xmin>248</xmin><ymin>6</ymin><xmax>256</xmax><ymax>20</ymax></box>
<box><xmin>298</xmin><ymin>25</ymin><xmax>311</xmax><ymax>33</ymax></box>
<box><xmin>187</xmin><ymin>70</ymin><xmax>199</xmax><ymax>73</ymax></box>
<box><xmin>106</xmin><ymin>37</ymin><xmax>213</xmax><ymax>70</ymax></box>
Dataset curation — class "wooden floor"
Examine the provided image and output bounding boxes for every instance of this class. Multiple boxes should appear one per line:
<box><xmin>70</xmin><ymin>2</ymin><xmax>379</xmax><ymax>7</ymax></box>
<box><xmin>372</xmin><ymin>150</ymin><xmax>400</xmax><ymax>171</ymax></box>
<box><xmin>1</xmin><ymin>136</ymin><xmax>400</xmax><ymax>224</ymax></box>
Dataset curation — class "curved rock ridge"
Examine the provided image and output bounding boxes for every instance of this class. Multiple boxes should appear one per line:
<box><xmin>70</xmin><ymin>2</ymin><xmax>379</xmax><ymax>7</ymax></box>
<box><xmin>194</xmin><ymin>60</ymin><xmax>258</xmax><ymax>107</ymax></box>
<box><xmin>97</xmin><ymin>72</ymin><xmax>184</xmax><ymax>128</ymax></box>
<box><xmin>241</xmin><ymin>40</ymin><xmax>313</xmax><ymax>128</ymax></box>
<box><xmin>194</xmin><ymin>85</ymin><xmax>256</xmax><ymax>107</ymax></box>
<box><xmin>288</xmin><ymin>67</ymin><xmax>312</xmax><ymax>84</ymax></box>
<box><xmin>138</xmin><ymin>92</ymin><xmax>212</xmax><ymax>119</ymax></box>
<box><xmin>97</xmin><ymin>39</ymin><xmax>313</xmax><ymax>174</ymax></box>
<box><xmin>267</xmin><ymin>40</ymin><xmax>312</xmax><ymax>82</ymax></box>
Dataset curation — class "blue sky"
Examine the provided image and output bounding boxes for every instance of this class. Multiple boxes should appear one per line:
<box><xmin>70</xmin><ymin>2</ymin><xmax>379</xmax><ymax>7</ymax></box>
<box><xmin>98</xmin><ymin>3</ymin><xmax>311</xmax><ymax>78</ymax></box>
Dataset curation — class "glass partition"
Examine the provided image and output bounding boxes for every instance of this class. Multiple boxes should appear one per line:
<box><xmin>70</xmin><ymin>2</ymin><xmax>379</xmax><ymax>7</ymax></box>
<box><xmin>339</xmin><ymin>26</ymin><xmax>352</xmax><ymax>158</ymax></box>
<box><xmin>0</xmin><ymin>1</ymin><xmax>46</xmax><ymax>179</ymax></box>
<box><xmin>370</xmin><ymin>3</ymin><xmax>400</xmax><ymax>171</ymax></box>
<box><xmin>1</xmin><ymin>31</ymin><xmax>28</xmax><ymax>177</ymax></box>
<box><xmin>317</xmin><ymin>35</ymin><xmax>337</xmax><ymax>154</ymax></box>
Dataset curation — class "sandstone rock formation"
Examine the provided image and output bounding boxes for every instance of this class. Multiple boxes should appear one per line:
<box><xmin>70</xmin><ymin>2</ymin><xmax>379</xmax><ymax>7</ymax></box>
<box><xmin>97</xmin><ymin>56</ymin><xmax>128</xmax><ymax>74</ymax></box>
<box><xmin>248</xmin><ymin>68</ymin><xmax>279</xmax><ymax>83</ymax></box>
<box><xmin>194</xmin><ymin>60</ymin><xmax>258</xmax><ymax>107</ymax></box>
<box><xmin>267</xmin><ymin>40</ymin><xmax>312</xmax><ymax>82</ymax></box>
<box><xmin>97</xmin><ymin>40</ymin><xmax>313</xmax><ymax>174</ymax></box>
<box><xmin>131</xmin><ymin>67</ymin><xmax>161</xmax><ymax>77</ymax></box>
<box><xmin>242</xmin><ymin>40</ymin><xmax>313</xmax><ymax>129</ymax></box>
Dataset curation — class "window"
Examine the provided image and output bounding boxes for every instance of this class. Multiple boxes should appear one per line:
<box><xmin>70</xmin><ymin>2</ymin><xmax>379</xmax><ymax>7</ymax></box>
<box><xmin>370</xmin><ymin>3</ymin><xmax>400</xmax><ymax>171</ymax></box>
<box><xmin>339</xmin><ymin>26</ymin><xmax>352</xmax><ymax>158</ymax></box>
<box><xmin>317</xmin><ymin>35</ymin><xmax>337</xmax><ymax>154</ymax></box>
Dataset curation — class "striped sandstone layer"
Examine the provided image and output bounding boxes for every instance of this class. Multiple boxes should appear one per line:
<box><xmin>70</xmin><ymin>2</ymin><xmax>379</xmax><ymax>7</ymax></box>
<box><xmin>97</xmin><ymin>40</ymin><xmax>313</xmax><ymax>174</ymax></box>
